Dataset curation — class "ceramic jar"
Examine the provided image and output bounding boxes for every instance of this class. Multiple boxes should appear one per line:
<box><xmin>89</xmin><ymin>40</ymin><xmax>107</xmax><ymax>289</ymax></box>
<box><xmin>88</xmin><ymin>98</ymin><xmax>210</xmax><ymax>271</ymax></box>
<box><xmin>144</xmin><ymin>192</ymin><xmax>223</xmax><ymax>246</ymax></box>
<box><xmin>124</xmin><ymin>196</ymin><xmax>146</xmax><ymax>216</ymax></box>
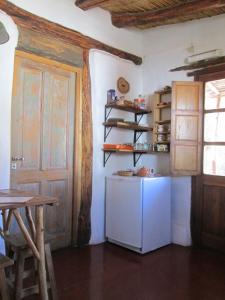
<box><xmin>137</xmin><ymin>167</ymin><xmax>150</xmax><ymax>177</ymax></box>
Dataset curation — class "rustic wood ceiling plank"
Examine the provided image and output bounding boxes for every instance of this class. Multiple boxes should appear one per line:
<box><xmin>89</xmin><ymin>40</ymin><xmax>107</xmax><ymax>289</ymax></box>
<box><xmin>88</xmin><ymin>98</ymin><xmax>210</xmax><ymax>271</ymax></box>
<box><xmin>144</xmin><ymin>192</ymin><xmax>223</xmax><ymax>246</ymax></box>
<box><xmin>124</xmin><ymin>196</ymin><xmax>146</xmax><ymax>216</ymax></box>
<box><xmin>111</xmin><ymin>0</ymin><xmax>225</xmax><ymax>28</ymax></box>
<box><xmin>75</xmin><ymin>0</ymin><xmax>113</xmax><ymax>10</ymax></box>
<box><xmin>106</xmin><ymin>0</ymin><xmax>180</xmax><ymax>14</ymax></box>
<box><xmin>0</xmin><ymin>1</ymin><xmax>142</xmax><ymax>65</ymax></box>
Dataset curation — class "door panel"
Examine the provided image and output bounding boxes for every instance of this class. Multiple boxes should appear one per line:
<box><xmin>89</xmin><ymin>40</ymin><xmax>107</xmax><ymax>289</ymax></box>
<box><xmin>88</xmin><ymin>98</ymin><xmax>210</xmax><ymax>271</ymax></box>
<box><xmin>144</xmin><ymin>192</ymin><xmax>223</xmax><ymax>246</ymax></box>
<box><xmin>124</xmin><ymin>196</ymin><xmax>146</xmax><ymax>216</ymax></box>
<box><xmin>202</xmin><ymin>185</ymin><xmax>225</xmax><ymax>237</ymax></box>
<box><xmin>175</xmin><ymin>115</ymin><xmax>198</xmax><ymax>141</ymax></box>
<box><xmin>174</xmin><ymin>145</ymin><xmax>198</xmax><ymax>171</ymax></box>
<box><xmin>42</xmin><ymin>71</ymin><xmax>74</xmax><ymax>170</ymax></box>
<box><xmin>175</xmin><ymin>85</ymin><xmax>200</xmax><ymax>110</ymax></box>
<box><xmin>22</xmin><ymin>69</ymin><xmax>42</xmax><ymax>170</ymax></box>
<box><xmin>18</xmin><ymin>183</ymin><xmax>41</xmax><ymax>194</ymax></box>
<box><xmin>11</xmin><ymin>52</ymin><xmax>76</xmax><ymax>249</ymax></box>
<box><xmin>45</xmin><ymin>180</ymin><xmax>69</xmax><ymax>248</ymax></box>
<box><xmin>12</xmin><ymin>67</ymin><xmax>42</xmax><ymax>170</ymax></box>
<box><xmin>171</xmin><ymin>81</ymin><xmax>203</xmax><ymax>175</ymax></box>
<box><xmin>199</xmin><ymin>183</ymin><xmax>225</xmax><ymax>250</ymax></box>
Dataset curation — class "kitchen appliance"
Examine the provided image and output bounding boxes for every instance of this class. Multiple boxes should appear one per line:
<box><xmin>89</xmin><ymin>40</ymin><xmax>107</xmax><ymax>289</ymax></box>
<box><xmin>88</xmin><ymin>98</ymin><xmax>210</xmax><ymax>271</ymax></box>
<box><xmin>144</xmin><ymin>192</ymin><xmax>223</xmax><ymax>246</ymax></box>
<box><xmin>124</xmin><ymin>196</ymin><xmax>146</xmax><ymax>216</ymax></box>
<box><xmin>105</xmin><ymin>175</ymin><xmax>171</xmax><ymax>254</ymax></box>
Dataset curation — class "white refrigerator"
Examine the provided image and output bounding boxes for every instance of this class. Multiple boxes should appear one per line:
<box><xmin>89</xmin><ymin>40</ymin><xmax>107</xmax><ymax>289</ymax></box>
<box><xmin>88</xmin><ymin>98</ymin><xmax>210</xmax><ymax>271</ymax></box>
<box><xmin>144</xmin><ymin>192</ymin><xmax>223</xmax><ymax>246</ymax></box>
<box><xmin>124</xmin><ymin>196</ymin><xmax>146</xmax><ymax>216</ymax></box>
<box><xmin>105</xmin><ymin>175</ymin><xmax>171</xmax><ymax>254</ymax></box>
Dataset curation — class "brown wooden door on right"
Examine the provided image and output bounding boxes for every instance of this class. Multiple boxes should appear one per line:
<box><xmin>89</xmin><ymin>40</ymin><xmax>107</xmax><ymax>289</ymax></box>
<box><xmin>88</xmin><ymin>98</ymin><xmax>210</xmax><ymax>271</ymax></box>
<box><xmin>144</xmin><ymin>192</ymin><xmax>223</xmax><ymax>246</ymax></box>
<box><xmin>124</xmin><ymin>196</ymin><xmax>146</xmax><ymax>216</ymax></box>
<box><xmin>192</xmin><ymin>72</ymin><xmax>225</xmax><ymax>253</ymax></box>
<box><xmin>11</xmin><ymin>51</ymin><xmax>80</xmax><ymax>249</ymax></box>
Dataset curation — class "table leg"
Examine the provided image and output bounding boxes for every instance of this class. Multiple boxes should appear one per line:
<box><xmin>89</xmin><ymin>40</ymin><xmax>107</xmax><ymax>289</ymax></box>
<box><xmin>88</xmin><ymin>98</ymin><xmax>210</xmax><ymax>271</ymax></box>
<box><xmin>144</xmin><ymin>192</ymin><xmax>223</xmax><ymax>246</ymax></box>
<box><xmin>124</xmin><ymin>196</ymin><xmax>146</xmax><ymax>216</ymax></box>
<box><xmin>1</xmin><ymin>210</ymin><xmax>7</xmax><ymax>232</ymax></box>
<box><xmin>36</xmin><ymin>205</ymin><xmax>49</xmax><ymax>300</ymax></box>
<box><xmin>13</xmin><ymin>209</ymin><xmax>40</xmax><ymax>260</ymax></box>
<box><xmin>25</xmin><ymin>207</ymin><xmax>36</xmax><ymax>240</ymax></box>
<box><xmin>0</xmin><ymin>268</ymin><xmax>10</xmax><ymax>300</ymax></box>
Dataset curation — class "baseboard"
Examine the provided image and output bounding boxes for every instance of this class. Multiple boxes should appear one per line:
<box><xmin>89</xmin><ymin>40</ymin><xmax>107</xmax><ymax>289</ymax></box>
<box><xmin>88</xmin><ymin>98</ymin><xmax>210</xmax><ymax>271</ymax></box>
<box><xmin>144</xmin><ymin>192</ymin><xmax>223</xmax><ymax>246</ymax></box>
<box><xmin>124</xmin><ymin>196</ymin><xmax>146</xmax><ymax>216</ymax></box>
<box><xmin>172</xmin><ymin>222</ymin><xmax>192</xmax><ymax>246</ymax></box>
<box><xmin>89</xmin><ymin>237</ymin><xmax>106</xmax><ymax>245</ymax></box>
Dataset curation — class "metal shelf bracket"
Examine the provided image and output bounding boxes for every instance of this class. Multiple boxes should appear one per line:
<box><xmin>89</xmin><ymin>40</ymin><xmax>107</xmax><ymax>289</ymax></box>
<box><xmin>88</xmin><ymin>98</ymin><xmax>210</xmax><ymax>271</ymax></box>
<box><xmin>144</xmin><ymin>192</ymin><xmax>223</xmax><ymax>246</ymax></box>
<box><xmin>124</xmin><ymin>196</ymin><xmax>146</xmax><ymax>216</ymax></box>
<box><xmin>105</xmin><ymin>106</ymin><xmax>113</xmax><ymax>122</ymax></box>
<box><xmin>133</xmin><ymin>152</ymin><xmax>142</xmax><ymax>167</ymax></box>
<box><xmin>134</xmin><ymin>131</ymin><xmax>143</xmax><ymax>143</ymax></box>
<box><xmin>135</xmin><ymin>113</ymin><xmax>144</xmax><ymax>124</ymax></box>
<box><xmin>104</xmin><ymin>151</ymin><xmax>112</xmax><ymax>167</ymax></box>
<box><xmin>104</xmin><ymin>126</ymin><xmax>113</xmax><ymax>142</ymax></box>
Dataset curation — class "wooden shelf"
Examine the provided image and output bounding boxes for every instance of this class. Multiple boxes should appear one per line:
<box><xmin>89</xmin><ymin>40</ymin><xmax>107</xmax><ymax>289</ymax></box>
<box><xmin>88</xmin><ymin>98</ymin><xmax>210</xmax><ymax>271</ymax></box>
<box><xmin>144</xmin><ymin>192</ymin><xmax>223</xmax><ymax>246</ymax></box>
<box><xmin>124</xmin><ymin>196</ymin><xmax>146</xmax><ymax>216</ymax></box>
<box><xmin>155</xmin><ymin>89</ymin><xmax>172</xmax><ymax>95</ymax></box>
<box><xmin>103</xmin><ymin>148</ymin><xmax>169</xmax><ymax>166</ymax></box>
<box><xmin>103</xmin><ymin>122</ymin><xmax>153</xmax><ymax>132</ymax></box>
<box><xmin>156</xmin><ymin>119</ymin><xmax>171</xmax><ymax>125</ymax></box>
<box><xmin>106</xmin><ymin>103</ymin><xmax>151</xmax><ymax>115</ymax></box>
<box><xmin>103</xmin><ymin>149</ymin><xmax>151</xmax><ymax>154</ymax></box>
<box><xmin>154</xmin><ymin>151</ymin><xmax>170</xmax><ymax>153</ymax></box>
<box><xmin>156</xmin><ymin>103</ymin><xmax>171</xmax><ymax>109</ymax></box>
<box><xmin>103</xmin><ymin>149</ymin><xmax>169</xmax><ymax>154</ymax></box>
<box><xmin>103</xmin><ymin>148</ymin><xmax>154</xmax><ymax>167</ymax></box>
<box><xmin>155</xmin><ymin>131</ymin><xmax>170</xmax><ymax>134</ymax></box>
<box><xmin>156</xmin><ymin>141</ymin><xmax>170</xmax><ymax>144</ymax></box>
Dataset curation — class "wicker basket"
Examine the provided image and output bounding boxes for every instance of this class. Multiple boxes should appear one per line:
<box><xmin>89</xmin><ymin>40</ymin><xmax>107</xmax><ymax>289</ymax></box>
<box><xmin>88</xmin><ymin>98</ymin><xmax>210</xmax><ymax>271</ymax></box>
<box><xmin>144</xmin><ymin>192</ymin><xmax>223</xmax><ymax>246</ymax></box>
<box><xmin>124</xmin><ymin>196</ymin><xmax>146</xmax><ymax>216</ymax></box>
<box><xmin>117</xmin><ymin>170</ymin><xmax>134</xmax><ymax>176</ymax></box>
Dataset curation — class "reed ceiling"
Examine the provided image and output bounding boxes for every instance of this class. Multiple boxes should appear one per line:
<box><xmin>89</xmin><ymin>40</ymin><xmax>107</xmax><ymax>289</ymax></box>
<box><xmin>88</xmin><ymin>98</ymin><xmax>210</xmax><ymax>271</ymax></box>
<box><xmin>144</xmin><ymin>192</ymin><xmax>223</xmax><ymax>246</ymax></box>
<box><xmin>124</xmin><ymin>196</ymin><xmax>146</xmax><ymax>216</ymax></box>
<box><xmin>75</xmin><ymin>0</ymin><xmax>225</xmax><ymax>29</ymax></box>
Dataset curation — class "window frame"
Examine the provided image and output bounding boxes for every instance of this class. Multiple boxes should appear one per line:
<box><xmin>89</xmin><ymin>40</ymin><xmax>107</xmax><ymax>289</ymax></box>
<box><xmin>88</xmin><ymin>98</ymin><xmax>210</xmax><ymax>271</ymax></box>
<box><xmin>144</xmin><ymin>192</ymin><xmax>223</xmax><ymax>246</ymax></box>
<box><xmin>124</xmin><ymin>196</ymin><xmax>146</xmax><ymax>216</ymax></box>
<box><xmin>195</xmin><ymin>66</ymin><xmax>225</xmax><ymax>176</ymax></box>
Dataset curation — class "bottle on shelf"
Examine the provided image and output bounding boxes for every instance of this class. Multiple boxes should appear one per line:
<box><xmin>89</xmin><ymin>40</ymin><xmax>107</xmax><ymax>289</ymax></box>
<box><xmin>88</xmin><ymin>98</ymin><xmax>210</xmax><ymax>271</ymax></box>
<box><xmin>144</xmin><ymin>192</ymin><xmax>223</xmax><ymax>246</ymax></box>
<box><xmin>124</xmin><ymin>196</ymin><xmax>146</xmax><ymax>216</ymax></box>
<box><xmin>107</xmin><ymin>89</ymin><xmax>116</xmax><ymax>104</ymax></box>
<box><xmin>134</xmin><ymin>94</ymin><xmax>145</xmax><ymax>109</ymax></box>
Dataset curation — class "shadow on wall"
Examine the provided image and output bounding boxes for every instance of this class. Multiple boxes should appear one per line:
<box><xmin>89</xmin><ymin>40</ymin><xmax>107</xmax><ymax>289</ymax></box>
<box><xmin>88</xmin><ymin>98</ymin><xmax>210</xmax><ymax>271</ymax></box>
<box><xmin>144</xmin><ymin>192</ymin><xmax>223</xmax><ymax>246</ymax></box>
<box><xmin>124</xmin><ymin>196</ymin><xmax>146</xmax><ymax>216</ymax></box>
<box><xmin>0</xmin><ymin>21</ymin><xmax>9</xmax><ymax>44</ymax></box>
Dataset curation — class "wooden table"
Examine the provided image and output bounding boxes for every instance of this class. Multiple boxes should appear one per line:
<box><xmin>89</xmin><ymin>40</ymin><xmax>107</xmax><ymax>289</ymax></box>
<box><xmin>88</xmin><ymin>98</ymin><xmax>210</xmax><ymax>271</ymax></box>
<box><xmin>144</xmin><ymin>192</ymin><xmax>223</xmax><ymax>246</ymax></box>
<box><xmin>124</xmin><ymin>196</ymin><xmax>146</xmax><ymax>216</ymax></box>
<box><xmin>0</xmin><ymin>189</ymin><xmax>58</xmax><ymax>300</ymax></box>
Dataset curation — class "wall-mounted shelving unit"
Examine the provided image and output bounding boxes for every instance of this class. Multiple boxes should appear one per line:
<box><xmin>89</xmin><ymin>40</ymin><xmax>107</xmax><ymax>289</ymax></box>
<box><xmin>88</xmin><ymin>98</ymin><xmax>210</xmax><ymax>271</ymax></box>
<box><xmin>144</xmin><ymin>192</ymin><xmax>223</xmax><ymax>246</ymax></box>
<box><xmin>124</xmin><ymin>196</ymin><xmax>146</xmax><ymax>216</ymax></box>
<box><xmin>103</xmin><ymin>149</ymin><xmax>153</xmax><ymax>167</ymax></box>
<box><xmin>153</xmin><ymin>87</ymin><xmax>171</xmax><ymax>152</ymax></box>
<box><xmin>103</xmin><ymin>103</ymin><xmax>152</xmax><ymax>167</ymax></box>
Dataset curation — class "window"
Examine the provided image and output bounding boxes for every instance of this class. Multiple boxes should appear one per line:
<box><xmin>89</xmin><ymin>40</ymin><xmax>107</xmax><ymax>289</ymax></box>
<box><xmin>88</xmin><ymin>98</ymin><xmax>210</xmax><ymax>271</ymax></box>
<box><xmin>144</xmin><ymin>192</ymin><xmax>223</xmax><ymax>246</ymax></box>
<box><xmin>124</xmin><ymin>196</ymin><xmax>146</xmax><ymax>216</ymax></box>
<box><xmin>203</xmin><ymin>79</ymin><xmax>225</xmax><ymax>176</ymax></box>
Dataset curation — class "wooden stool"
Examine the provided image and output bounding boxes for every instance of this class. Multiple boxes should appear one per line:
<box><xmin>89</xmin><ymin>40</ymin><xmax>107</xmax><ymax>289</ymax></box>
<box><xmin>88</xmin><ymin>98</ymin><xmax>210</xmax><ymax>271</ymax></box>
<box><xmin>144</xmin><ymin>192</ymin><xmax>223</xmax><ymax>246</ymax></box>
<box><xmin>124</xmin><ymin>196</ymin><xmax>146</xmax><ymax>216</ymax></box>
<box><xmin>5</xmin><ymin>235</ymin><xmax>57</xmax><ymax>300</ymax></box>
<box><xmin>0</xmin><ymin>253</ymin><xmax>14</xmax><ymax>300</ymax></box>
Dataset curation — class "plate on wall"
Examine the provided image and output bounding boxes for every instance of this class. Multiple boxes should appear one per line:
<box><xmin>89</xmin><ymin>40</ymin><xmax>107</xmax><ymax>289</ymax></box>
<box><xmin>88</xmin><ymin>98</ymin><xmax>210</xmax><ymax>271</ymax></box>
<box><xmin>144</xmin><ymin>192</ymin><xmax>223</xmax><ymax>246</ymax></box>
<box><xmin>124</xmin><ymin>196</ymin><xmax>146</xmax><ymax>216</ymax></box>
<box><xmin>117</xmin><ymin>77</ymin><xmax>130</xmax><ymax>94</ymax></box>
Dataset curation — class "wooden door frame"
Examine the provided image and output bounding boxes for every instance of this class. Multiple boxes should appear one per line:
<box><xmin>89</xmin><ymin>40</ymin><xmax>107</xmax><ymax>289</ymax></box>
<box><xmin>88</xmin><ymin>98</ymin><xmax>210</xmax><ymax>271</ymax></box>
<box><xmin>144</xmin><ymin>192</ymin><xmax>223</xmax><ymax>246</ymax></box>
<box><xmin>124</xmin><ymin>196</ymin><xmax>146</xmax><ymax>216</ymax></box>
<box><xmin>11</xmin><ymin>50</ymin><xmax>83</xmax><ymax>246</ymax></box>
<box><xmin>191</xmin><ymin>64</ymin><xmax>225</xmax><ymax>247</ymax></box>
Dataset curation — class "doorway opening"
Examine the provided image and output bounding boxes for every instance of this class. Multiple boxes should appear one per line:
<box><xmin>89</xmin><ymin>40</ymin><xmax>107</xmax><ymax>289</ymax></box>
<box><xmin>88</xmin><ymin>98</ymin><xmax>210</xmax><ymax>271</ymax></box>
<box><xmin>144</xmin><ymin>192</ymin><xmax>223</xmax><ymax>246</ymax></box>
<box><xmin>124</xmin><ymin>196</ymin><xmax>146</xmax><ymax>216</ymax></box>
<box><xmin>192</xmin><ymin>70</ymin><xmax>225</xmax><ymax>253</ymax></box>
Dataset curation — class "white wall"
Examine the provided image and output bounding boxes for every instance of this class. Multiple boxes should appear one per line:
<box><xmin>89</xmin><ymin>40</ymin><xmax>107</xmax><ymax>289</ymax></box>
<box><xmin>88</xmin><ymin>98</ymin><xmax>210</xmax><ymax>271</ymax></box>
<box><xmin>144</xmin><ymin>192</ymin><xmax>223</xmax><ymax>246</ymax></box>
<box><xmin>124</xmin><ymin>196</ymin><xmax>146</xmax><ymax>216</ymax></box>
<box><xmin>89</xmin><ymin>50</ymin><xmax>143</xmax><ymax>244</ymax></box>
<box><xmin>142</xmin><ymin>14</ymin><xmax>225</xmax><ymax>246</ymax></box>
<box><xmin>9</xmin><ymin>0</ymin><xmax>143</xmax><ymax>56</ymax></box>
<box><xmin>0</xmin><ymin>11</ymin><xmax>18</xmax><ymax>253</ymax></box>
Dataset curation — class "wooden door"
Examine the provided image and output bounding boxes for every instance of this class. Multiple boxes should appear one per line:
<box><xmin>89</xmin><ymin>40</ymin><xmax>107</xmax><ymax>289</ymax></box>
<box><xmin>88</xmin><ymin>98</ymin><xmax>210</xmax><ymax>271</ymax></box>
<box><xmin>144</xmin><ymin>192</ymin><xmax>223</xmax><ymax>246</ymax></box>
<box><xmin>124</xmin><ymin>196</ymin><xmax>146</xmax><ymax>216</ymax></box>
<box><xmin>11</xmin><ymin>51</ymin><xmax>79</xmax><ymax>249</ymax></box>
<box><xmin>170</xmin><ymin>81</ymin><xmax>203</xmax><ymax>175</ymax></box>
<box><xmin>192</xmin><ymin>71</ymin><xmax>225</xmax><ymax>252</ymax></box>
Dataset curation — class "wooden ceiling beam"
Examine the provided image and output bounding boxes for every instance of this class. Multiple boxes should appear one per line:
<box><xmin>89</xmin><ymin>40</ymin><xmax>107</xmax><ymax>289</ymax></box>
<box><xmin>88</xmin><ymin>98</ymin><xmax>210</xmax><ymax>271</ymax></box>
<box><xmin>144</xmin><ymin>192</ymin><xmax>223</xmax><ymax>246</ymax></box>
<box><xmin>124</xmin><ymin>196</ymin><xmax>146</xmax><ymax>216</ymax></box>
<box><xmin>170</xmin><ymin>56</ymin><xmax>225</xmax><ymax>72</ymax></box>
<box><xmin>111</xmin><ymin>0</ymin><xmax>225</xmax><ymax>28</ymax></box>
<box><xmin>75</xmin><ymin>0</ymin><xmax>112</xmax><ymax>10</ymax></box>
<box><xmin>188</xmin><ymin>64</ymin><xmax>225</xmax><ymax>77</ymax></box>
<box><xmin>0</xmin><ymin>1</ymin><xmax>142</xmax><ymax>65</ymax></box>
